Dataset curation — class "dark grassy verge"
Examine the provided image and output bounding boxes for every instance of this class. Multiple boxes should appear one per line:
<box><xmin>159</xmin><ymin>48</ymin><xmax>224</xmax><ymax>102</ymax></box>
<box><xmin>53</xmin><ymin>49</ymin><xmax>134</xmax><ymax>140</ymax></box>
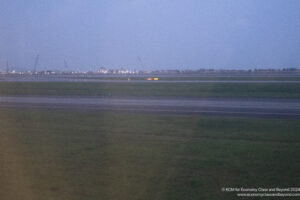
<box><xmin>0</xmin><ymin>109</ymin><xmax>299</xmax><ymax>200</ymax></box>
<box><xmin>0</xmin><ymin>82</ymin><xmax>300</xmax><ymax>98</ymax></box>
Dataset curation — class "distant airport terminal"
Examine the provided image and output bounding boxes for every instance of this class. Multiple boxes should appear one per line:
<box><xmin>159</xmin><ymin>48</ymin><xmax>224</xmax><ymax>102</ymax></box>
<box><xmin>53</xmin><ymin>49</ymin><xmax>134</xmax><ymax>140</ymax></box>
<box><xmin>1</xmin><ymin>66</ymin><xmax>299</xmax><ymax>76</ymax></box>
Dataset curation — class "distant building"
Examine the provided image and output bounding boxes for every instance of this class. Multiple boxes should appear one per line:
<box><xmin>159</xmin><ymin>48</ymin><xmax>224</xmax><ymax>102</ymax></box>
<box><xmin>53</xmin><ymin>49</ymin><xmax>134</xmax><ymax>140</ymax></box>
<box><xmin>99</xmin><ymin>67</ymin><xmax>108</xmax><ymax>74</ymax></box>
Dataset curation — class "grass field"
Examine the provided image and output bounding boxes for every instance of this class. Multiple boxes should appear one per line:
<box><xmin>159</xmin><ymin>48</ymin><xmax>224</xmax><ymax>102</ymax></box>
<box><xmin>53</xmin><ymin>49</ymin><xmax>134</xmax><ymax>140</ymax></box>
<box><xmin>1</xmin><ymin>109</ymin><xmax>299</xmax><ymax>200</ymax></box>
<box><xmin>1</xmin><ymin>82</ymin><xmax>300</xmax><ymax>98</ymax></box>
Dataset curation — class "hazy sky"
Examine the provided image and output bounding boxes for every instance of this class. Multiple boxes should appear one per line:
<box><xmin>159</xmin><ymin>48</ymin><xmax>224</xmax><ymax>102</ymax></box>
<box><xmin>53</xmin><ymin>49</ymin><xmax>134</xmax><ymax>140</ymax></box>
<box><xmin>1</xmin><ymin>0</ymin><xmax>300</xmax><ymax>71</ymax></box>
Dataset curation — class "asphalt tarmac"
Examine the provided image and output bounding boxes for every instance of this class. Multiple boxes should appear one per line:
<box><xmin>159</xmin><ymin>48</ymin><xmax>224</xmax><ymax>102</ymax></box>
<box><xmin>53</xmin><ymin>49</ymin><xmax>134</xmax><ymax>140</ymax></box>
<box><xmin>1</xmin><ymin>74</ymin><xmax>300</xmax><ymax>83</ymax></box>
<box><xmin>1</xmin><ymin>96</ymin><xmax>299</xmax><ymax>118</ymax></box>
<box><xmin>1</xmin><ymin>77</ymin><xmax>300</xmax><ymax>83</ymax></box>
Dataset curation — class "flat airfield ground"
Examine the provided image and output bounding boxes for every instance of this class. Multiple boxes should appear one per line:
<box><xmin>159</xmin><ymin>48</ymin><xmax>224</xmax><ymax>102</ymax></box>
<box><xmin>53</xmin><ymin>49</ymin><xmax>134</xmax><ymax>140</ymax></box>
<box><xmin>1</xmin><ymin>80</ymin><xmax>300</xmax><ymax>98</ymax></box>
<box><xmin>0</xmin><ymin>74</ymin><xmax>300</xmax><ymax>199</ymax></box>
<box><xmin>1</xmin><ymin>110</ymin><xmax>300</xmax><ymax>200</ymax></box>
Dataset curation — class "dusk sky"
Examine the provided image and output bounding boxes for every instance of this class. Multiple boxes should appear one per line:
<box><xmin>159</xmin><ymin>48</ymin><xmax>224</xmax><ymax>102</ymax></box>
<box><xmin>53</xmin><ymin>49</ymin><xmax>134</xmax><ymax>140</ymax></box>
<box><xmin>1</xmin><ymin>0</ymin><xmax>300</xmax><ymax>71</ymax></box>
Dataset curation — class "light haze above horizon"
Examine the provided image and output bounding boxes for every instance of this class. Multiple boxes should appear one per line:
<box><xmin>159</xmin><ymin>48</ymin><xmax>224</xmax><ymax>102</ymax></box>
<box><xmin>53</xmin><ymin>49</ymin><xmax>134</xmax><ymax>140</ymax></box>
<box><xmin>1</xmin><ymin>0</ymin><xmax>300</xmax><ymax>71</ymax></box>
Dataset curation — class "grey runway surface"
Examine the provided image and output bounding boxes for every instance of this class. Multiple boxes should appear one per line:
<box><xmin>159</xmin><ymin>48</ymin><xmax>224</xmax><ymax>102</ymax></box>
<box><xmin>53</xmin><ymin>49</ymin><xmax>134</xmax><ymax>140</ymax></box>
<box><xmin>1</xmin><ymin>75</ymin><xmax>300</xmax><ymax>83</ymax></box>
<box><xmin>1</xmin><ymin>96</ymin><xmax>300</xmax><ymax>118</ymax></box>
<box><xmin>1</xmin><ymin>77</ymin><xmax>300</xmax><ymax>83</ymax></box>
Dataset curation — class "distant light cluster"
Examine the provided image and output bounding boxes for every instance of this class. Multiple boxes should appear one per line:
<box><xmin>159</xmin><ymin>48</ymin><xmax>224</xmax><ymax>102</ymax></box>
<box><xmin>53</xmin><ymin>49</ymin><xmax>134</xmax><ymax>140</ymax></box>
<box><xmin>0</xmin><ymin>67</ymin><xmax>299</xmax><ymax>75</ymax></box>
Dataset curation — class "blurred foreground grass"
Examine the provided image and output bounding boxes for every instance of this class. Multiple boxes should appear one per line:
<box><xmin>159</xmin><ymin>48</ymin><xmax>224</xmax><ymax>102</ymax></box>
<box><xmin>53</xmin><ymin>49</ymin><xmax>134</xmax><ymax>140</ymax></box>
<box><xmin>0</xmin><ymin>109</ymin><xmax>300</xmax><ymax>200</ymax></box>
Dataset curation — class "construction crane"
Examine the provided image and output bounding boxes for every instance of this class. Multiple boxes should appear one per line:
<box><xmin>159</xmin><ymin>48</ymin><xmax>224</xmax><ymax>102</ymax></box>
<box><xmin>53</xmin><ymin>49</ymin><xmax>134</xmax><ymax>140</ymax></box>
<box><xmin>6</xmin><ymin>59</ymin><xmax>9</xmax><ymax>74</ymax></box>
<box><xmin>137</xmin><ymin>56</ymin><xmax>145</xmax><ymax>68</ymax></box>
<box><xmin>64</xmin><ymin>59</ymin><xmax>69</xmax><ymax>70</ymax></box>
<box><xmin>33</xmin><ymin>54</ymin><xmax>39</xmax><ymax>74</ymax></box>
